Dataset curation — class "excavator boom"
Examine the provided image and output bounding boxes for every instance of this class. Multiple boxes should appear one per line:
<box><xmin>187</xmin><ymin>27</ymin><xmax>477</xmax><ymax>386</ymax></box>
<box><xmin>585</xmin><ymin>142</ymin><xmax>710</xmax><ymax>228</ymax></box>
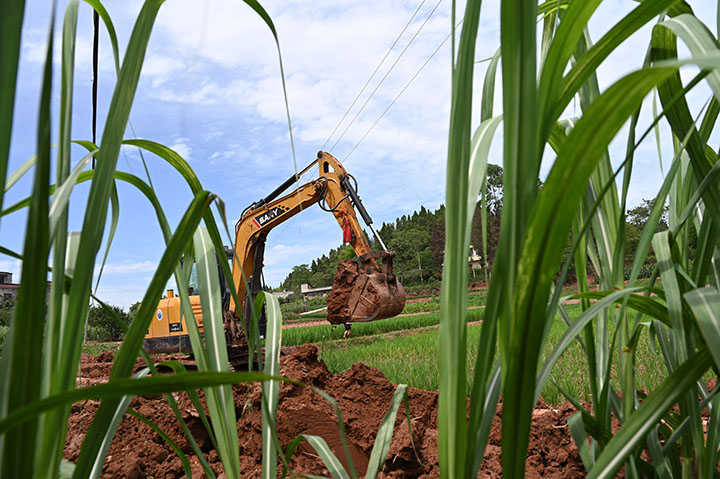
<box><xmin>229</xmin><ymin>151</ymin><xmax>405</xmax><ymax>337</ymax></box>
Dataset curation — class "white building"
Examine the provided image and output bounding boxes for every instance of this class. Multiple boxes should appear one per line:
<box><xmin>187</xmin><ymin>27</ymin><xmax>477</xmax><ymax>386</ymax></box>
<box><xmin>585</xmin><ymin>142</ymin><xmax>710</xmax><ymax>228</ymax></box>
<box><xmin>300</xmin><ymin>283</ymin><xmax>332</xmax><ymax>301</ymax></box>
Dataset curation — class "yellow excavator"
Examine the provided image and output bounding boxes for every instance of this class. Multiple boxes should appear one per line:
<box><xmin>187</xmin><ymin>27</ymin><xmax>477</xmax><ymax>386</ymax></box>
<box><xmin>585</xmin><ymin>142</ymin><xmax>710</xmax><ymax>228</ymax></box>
<box><xmin>144</xmin><ymin>152</ymin><xmax>406</xmax><ymax>356</ymax></box>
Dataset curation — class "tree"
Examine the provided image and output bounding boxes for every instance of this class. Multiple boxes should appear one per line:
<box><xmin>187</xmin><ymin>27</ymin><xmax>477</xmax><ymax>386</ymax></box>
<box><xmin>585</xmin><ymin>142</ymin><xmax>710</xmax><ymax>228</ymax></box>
<box><xmin>627</xmin><ymin>197</ymin><xmax>668</xmax><ymax>230</ymax></box>
<box><xmin>87</xmin><ymin>304</ymin><xmax>129</xmax><ymax>341</ymax></box>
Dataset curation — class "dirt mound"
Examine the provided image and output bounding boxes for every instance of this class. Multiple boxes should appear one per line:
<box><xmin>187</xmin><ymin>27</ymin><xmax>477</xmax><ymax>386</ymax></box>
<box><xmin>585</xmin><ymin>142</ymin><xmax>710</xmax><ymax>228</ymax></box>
<box><xmin>65</xmin><ymin>344</ymin><xmax>586</xmax><ymax>478</ymax></box>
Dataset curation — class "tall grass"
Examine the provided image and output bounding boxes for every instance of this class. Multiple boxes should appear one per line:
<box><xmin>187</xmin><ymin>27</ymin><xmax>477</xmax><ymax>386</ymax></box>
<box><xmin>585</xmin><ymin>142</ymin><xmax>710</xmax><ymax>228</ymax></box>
<box><xmin>2</xmin><ymin>0</ymin><xmax>720</xmax><ymax>477</ymax></box>
<box><xmin>0</xmin><ymin>1</ymin><xmax>284</xmax><ymax>477</ymax></box>
<box><xmin>0</xmin><ymin>2</ymin><xmax>410</xmax><ymax>478</ymax></box>
<box><xmin>441</xmin><ymin>0</ymin><xmax>720</xmax><ymax>477</ymax></box>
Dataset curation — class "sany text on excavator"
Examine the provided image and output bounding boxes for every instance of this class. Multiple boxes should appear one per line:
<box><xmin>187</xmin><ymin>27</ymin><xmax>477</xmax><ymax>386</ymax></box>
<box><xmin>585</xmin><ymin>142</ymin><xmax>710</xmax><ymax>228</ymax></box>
<box><xmin>144</xmin><ymin>152</ymin><xmax>406</xmax><ymax>358</ymax></box>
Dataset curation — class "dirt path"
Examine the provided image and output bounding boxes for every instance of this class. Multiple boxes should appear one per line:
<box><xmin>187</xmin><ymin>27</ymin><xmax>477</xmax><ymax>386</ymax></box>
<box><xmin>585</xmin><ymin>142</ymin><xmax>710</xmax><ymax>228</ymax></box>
<box><xmin>283</xmin><ymin>306</ymin><xmax>487</xmax><ymax>329</ymax></box>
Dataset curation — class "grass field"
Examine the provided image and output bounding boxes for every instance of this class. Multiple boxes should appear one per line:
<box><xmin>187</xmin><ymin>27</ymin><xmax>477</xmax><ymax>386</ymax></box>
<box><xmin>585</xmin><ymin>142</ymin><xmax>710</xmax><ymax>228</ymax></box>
<box><xmin>317</xmin><ymin>303</ymin><xmax>674</xmax><ymax>405</ymax></box>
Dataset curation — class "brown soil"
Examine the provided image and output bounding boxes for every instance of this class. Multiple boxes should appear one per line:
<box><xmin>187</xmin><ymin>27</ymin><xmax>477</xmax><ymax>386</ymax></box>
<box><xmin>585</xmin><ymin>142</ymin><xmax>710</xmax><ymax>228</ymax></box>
<box><xmin>65</xmin><ymin>345</ymin><xmax>589</xmax><ymax>478</ymax></box>
<box><xmin>327</xmin><ymin>259</ymin><xmax>360</xmax><ymax>324</ymax></box>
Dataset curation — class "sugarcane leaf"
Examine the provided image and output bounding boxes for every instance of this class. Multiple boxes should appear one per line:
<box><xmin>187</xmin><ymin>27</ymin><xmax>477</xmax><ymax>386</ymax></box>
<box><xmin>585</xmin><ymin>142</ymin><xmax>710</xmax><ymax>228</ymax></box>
<box><xmin>74</xmin><ymin>190</ymin><xmax>214</xmax><ymax>477</ymax></box>
<box><xmin>88</xmin><ymin>367</ymin><xmax>150</xmax><ymax>479</ymax></box>
<box><xmin>0</xmin><ymin>7</ymin><xmax>53</xmax><ymax>475</ymax></box>
<box><xmin>303</xmin><ymin>435</ymin><xmax>350</xmax><ymax>479</ymax></box>
<box><xmin>587</xmin><ymin>349</ymin><xmax>712</xmax><ymax>478</ymax></box>
<box><xmin>262</xmin><ymin>292</ymin><xmax>283</xmax><ymax>479</ymax></box>
<box><xmin>366</xmin><ymin>384</ymin><xmax>408</xmax><ymax>479</ymax></box>
<box><xmin>0</xmin><ymin>371</ymin><xmax>282</xmax><ymax>435</ymax></box>
<box><xmin>439</xmin><ymin>1</ymin><xmax>483</xmax><ymax>476</ymax></box>
<box><xmin>685</xmin><ymin>287</ymin><xmax>720</xmax><ymax>370</ymax></box>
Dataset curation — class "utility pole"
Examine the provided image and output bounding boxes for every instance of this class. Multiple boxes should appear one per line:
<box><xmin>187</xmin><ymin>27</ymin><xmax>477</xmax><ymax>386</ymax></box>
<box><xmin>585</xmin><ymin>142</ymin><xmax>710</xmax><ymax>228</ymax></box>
<box><xmin>417</xmin><ymin>252</ymin><xmax>424</xmax><ymax>285</ymax></box>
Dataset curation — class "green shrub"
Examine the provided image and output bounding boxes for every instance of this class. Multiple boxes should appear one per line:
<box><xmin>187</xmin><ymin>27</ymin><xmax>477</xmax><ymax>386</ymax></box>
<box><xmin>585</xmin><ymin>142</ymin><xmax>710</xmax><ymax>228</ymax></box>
<box><xmin>86</xmin><ymin>326</ymin><xmax>111</xmax><ymax>342</ymax></box>
<box><xmin>0</xmin><ymin>300</ymin><xmax>14</xmax><ymax>327</ymax></box>
<box><xmin>87</xmin><ymin>304</ymin><xmax>129</xmax><ymax>341</ymax></box>
<box><xmin>0</xmin><ymin>325</ymin><xmax>8</xmax><ymax>349</ymax></box>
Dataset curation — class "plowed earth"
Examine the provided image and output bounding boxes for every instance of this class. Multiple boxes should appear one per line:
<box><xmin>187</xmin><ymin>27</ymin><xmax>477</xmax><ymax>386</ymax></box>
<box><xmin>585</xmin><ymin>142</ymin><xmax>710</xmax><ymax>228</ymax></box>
<box><xmin>66</xmin><ymin>345</ymin><xmax>588</xmax><ymax>478</ymax></box>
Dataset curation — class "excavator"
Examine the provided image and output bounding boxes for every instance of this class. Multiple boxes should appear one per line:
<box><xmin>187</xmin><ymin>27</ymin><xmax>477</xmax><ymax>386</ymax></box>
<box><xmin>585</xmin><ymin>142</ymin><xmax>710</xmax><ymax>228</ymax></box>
<box><xmin>144</xmin><ymin>152</ymin><xmax>406</xmax><ymax>360</ymax></box>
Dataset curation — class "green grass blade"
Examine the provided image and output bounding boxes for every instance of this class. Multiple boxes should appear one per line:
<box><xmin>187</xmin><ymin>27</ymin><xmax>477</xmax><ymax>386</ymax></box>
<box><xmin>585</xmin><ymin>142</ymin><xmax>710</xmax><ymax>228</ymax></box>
<box><xmin>5</xmin><ymin>155</ymin><xmax>37</xmax><ymax>192</ymax></box>
<box><xmin>82</xmin><ymin>0</ymin><xmax>120</xmax><ymax>72</ymax></box>
<box><xmin>303</xmin><ymin>435</ymin><xmax>350</xmax><ymax>479</ymax></box>
<box><xmin>652</xmin><ymin>27</ymin><xmax>720</xmax><ymax>231</ymax></box>
<box><xmin>538</xmin><ymin>0</ymin><xmax>602</xmax><ymax>144</ymax></box>
<box><xmin>439</xmin><ymin>1</ymin><xmax>482</xmax><ymax>477</ymax></box>
<box><xmin>467</xmin><ymin>116</ymin><xmax>502</xmax><ymax>231</ymax></box>
<box><xmin>262</xmin><ymin>292</ymin><xmax>283</xmax><ymax>479</ymax></box>
<box><xmin>239</xmin><ymin>0</ymin><xmax>297</xmax><ymax>170</ymax></box>
<box><xmin>0</xmin><ymin>371</ymin><xmax>279</xmax><ymax>435</ymax></box>
<box><xmin>93</xmin><ymin>183</ymin><xmax>120</xmax><ymax>294</ymax></box>
<box><xmin>310</xmin><ymin>387</ymin><xmax>357</xmax><ymax>478</ymax></box>
<box><xmin>551</xmin><ymin>0</ymin><xmax>686</xmax><ymax>132</ymax></box>
<box><xmin>660</xmin><ymin>15</ymin><xmax>720</xmax><ymax>100</ymax></box>
<box><xmin>574</xmin><ymin>290</ymin><xmax>670</xmax><ymax>325</ymax></box>
<box><xmin>0</xmin><ymin>0</ymin><xmax>25</xmax><ymax>217</ymax></box>
<box><xmin>365</xmin><ymin>384</ymin><xmax>408</xmax><ymax>479</ymax></box>
<box><xmin>126</xmin><ymin>408</ymin><xmax>193</xmax><ymax>479</ymax></box>
<box><xmin>48</xmin><ymin>151</ymin><xmax>94</xmax><ymax>240</ymax></box>
<box><xmin>505</xmin><ymin>63</ymin><xmax>676</xmax><ymax>479</ymax></box>
<box><xmin>587</xmin><ymin>349</ymin><xmax>713</xmax><ymax>478</ymax></box>
<box><xmin>568</xmin><ymin>412</ymin><xmax>593</xmax><ymax>469</ymax></box>
<box><xmin>654</xmin><ymin>231</ymin><xmax>690</xmax><ymax>361</ymax></box>
<box><xmin>74</xmin><ymin>190</ymin><xmax>213</xmax><ymax>477</ymax></box>
<box><xmin>0</xmin><ymin>8</ymin><xmax>53</xmax><ymax>475</ymax></box>
<box><xmin>88</xmin><ymin>368</ymin><xmax>150</xmax><ymax>479</ymax></box>
<box><xmin>468</xmin><ymin>362</ymin><xmax>502</xmax><ymax>476</ymax></box>
<box><xmin>685</xmin><ymin>287</ymin><xmax>720</xmax><ymax>370</ymax></box>
<box><xmin>193</xmin><ymin>225</ymin><xmax>240</xmax><ymax>478</ymax></box>
<box><xmin>60</xmin><ymin>1</ymin><xmax>164</xmax><ymax>421</ymax></box>
<box><xmin>480</xmin><ymin>49</ymin><xmax>500</xmax><ymax>121</ymax></box>
<box><xmin>535</xmin><ymin>288</ymin><xmax>646</xmax><ymax>401</ymax></box>
<box><xmin>702</xmin><ymin>393</ymin><xmax>720</xmax><ymax>478</ymax></box>
<box><xmin>35</xmin><ymin>1</ymin><xmax>79</xmax><ymax>475</ymax></box>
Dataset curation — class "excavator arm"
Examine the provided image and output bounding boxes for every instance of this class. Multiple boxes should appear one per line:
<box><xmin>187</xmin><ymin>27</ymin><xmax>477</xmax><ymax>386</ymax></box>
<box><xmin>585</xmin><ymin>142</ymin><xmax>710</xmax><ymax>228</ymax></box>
<box><xmin>226</xmin><ymin>152</ymin><xmax>405</xmax><ymax>343</ymax></box>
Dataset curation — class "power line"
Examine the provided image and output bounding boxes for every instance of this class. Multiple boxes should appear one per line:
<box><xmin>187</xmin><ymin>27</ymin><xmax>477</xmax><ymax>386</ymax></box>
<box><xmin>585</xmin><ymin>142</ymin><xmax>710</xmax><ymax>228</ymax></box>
<box><xmin>343</xmin><ymin>21</ymin><xmax>457</xmax><ymax>162</ymax></box>
<box><xmin>273</xmin><ymin>2</ymin><xmax>447</xmax><ymax>248</ymax></box>
<box><xmin>329</xmin><ymin>0</ymin><xmax>444</xmax><ymax>153</ymax></box>
<box><xmin>321</xmin><ymin>0</ymin><xmax>429</xmax><ymax>151</ymax></box>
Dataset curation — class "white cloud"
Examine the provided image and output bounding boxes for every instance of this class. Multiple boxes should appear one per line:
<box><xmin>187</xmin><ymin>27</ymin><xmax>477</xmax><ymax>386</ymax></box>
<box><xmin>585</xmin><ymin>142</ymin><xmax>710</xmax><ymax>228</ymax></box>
<box><xmin>97</xmin><ymin>261</ymin><xmax>157</xmax><ymax>274</ymax></box>
<box><xmin>169</xmin><ymin>138</ymin><xmax>192</xmax><ymax>160</ymax></box>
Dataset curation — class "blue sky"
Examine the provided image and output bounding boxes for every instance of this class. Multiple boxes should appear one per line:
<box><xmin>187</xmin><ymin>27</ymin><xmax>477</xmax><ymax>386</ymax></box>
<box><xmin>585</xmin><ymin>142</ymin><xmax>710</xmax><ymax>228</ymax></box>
<box><xmin>1</xmin><ymin>0</ymin><xmax>717</xmax><ymax>308</ymax></box>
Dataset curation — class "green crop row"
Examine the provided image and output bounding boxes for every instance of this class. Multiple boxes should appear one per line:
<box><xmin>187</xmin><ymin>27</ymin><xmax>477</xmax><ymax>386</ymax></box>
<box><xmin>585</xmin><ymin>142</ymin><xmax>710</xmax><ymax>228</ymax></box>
<box><xmin>282</xmin><ymin>309</ymin><xmax>484</xmax><ymax>347</ymax></box>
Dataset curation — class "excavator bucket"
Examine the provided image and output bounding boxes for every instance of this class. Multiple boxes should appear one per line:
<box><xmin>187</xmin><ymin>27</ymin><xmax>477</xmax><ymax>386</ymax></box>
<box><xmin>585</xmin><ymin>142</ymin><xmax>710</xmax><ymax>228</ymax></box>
<box><xmin>326</xmin><ymin>254</ymin><xmax>406</xmax><ymax>324</ymax></box>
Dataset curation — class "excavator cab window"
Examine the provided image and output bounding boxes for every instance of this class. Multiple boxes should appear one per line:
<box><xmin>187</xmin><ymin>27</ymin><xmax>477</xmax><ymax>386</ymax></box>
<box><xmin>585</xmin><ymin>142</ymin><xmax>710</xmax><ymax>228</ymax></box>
<box><xmin>187</xmin><ymin>264</ymin><xmax>200</xmax><ymax>296</ymax></box>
